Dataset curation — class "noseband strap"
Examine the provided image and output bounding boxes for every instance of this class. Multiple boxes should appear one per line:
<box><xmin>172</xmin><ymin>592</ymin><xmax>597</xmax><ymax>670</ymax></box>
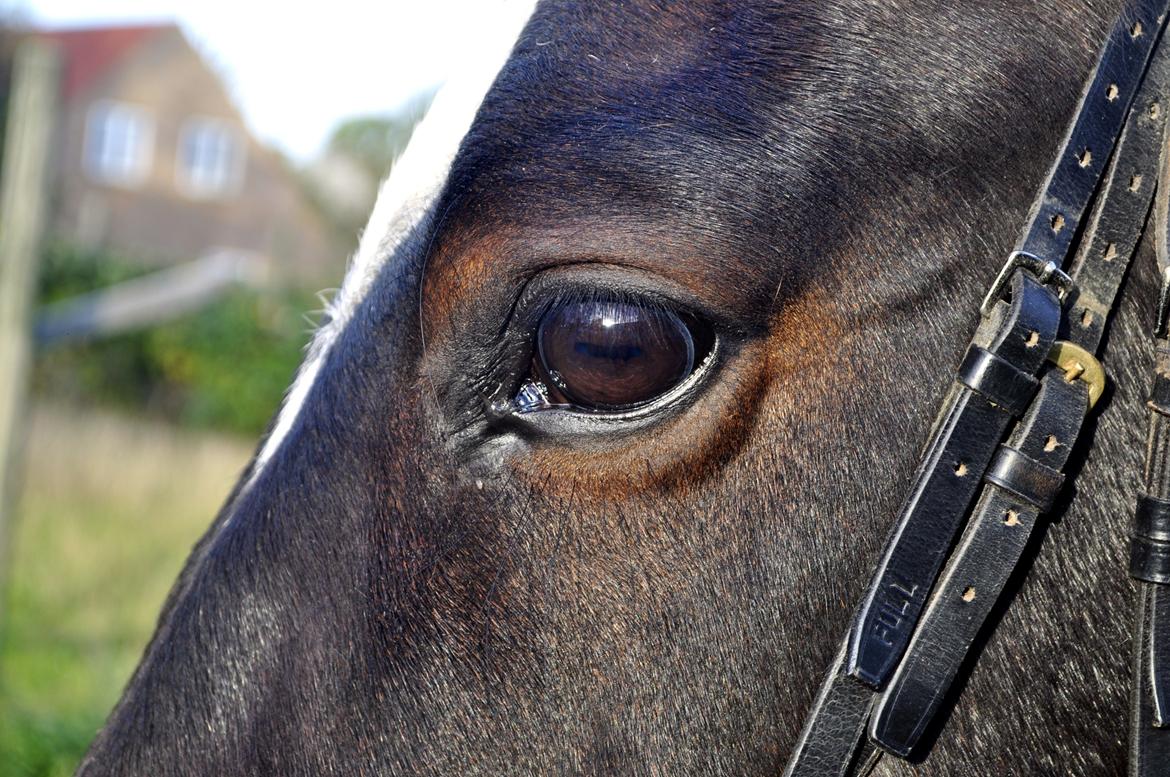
<box><xmin>784</xmin><ymin>2</ymin><xmax>1170</xmax><ymax>774</ymax></box>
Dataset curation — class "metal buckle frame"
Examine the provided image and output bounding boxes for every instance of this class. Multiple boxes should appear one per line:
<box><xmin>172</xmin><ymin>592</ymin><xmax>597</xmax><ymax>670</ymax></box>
<box><xmin>980</xmin><ymin>251</ymin><xmax>1075</xmax><ymax>317</ymax></box>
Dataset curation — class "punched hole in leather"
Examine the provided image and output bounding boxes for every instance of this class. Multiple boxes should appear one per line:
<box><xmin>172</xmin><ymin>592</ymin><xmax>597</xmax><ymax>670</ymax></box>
<box><xmin>868</xmin><ymin>374</ymin><xmax>1089</xmax><ymax>757</ymax></box>
<box><xmin>846</xmin><ymin>274</ymin><xmax>1061</xmax><ymax>690</ymax></box>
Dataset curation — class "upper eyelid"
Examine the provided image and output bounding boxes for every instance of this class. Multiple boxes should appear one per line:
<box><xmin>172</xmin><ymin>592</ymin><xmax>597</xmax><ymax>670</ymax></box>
<box><xmin>507</xmin><ymin>268</ymin><xmax>722</xmax><ymax>338</ymax></box>
<box><xmin>542</xmin><ymin>287</ymin><xmax>683</xmax><ymax>314</ymax></box>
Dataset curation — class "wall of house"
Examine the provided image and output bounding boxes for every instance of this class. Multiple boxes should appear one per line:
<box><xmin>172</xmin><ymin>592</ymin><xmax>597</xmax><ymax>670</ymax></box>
<box><xmin>50</xmin><ymin>27</ymin><xmax>341</xmax><ymax>284</ymax></box>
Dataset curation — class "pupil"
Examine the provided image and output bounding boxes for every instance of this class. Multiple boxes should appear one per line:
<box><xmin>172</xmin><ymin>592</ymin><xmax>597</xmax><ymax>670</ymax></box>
<box><xmin>574</xmin><ymin>341</ymin><xmax>643</xmax><ymax>362</ymax></box>
<box><xmin>537</xmin><ymin>299</ymin><xmax>697</xmax><ymax>409</ymax></box>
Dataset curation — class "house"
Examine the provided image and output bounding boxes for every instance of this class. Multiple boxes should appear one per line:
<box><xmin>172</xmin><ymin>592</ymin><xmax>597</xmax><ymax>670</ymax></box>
<box><xmin>38</xmin><ymin>23</ymin><xmax>340</xmax><ymax>282</ymax></box>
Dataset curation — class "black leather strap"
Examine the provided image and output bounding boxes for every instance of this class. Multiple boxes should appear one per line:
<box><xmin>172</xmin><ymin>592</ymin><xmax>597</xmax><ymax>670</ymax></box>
<box><xmin>1133</xmin><ymin>536</ymin><xmax>1170</xmax><ymax>584</ymax></box>
<box><xmin>869</xmin><ymin>374</ymin><xmax>1089</xmax><ymax>756</ymax></box>
<box><xmin>847</xmin><ymin>274</ymin><xmax>1061</xmax><ymax>689</ymax></box>
<box><xmin>1135</xmin><ymin>495</ymin><xmax>1170</xmax><ymax>541</ymax></box>
<box><xmin>1134</xmin><ymin>446</ymin><xmax>1170</xmax><ymax>586</ymax></box>
<box><xmin>1131</xmin><ymin>497</ymin><xmax>1170</xmax><ymax>586</ymax></box>
<box><xmin>845</xmin><ymin>0</ymin><xmax>1170</xmax><ymax>689</ymax></box>
<box><xmin>783</xmin><ymin>646</ymin><xmax>876</xmax><ymax>777</ymax></box>
<box><xmin>1064</xmin><ymin>5</ymin><xmax>1170</xmax><ymax>351</ymax></box>
<box><xmin>788</xmin><ymin>282</ymin><xmax>1067</xmax><ymax>777</ymax></box>
<box><xmin>1128</xmin><ymin>90</ymin><xmax>1170</xmax><ymax>776</ymax></box>
<box><xmin>1018</xmin><ymin>0</ymin><xmax>1166</xmax><ymax>265</ymax></box>
<box><xmin>1131</xmin><ymin>583</ymin><xmax>1170</xmax><ymax>772</ymax></box>
<box><xmin>869</xmin><ymin>27</ymin><xmax>1170</xmax><ymax>739</ymax></box>
<box><xmin>983</xmin><ymin>445</ymin><xmax>1066</xmax><ymax>512</ymax></box>
<box><xmin>785</xmin><ymin>3</ymin><xmax>1170</xmax><ymax>774</ymax></box>
<box><xmin>1149</xmin><ymin>585</ymin><xmax>1170</xmax><ymax>727</ymax></box>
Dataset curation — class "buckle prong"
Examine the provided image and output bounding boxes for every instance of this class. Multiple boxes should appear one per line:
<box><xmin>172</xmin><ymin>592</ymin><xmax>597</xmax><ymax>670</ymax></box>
<box><xmin>1048</xmin><ymin>340</ymin><xmax>1105</xmax><ymax>409</ymax></box>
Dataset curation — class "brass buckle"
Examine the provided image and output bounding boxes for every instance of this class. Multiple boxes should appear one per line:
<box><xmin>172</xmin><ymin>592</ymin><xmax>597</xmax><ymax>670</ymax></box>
<box><xmin>1048</xmin><ymin>340</ymin><xmax>1106</xmax><ymax>409</ymax></box>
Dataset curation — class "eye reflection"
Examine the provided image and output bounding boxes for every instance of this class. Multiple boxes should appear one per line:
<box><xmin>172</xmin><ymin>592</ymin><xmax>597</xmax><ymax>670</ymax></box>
<box><xmin>514</xmin><ymin>296</ymin><xmax>712</xmax><ymax>413</ymax></box>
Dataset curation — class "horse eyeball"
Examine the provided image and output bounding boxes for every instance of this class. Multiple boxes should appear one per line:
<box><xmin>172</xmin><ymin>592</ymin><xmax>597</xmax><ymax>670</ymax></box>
<box><xmin>531</xmin><ymin>297</ymin><xmax>709</xmax><ymax>411</ymax></box>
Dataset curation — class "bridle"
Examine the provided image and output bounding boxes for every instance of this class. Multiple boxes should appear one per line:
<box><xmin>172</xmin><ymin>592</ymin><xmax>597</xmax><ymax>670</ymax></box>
<box><xmin>784</xmin><ymin>2</ymin><xmax>1170</xmax><ymax>774</ymax></box>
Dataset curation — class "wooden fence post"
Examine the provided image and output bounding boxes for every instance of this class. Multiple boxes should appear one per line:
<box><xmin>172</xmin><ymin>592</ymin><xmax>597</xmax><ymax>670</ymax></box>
<box><xmin>0</xmin><ymin>39</ymin><xmax>58</xmax><ymax>619</ymax></box>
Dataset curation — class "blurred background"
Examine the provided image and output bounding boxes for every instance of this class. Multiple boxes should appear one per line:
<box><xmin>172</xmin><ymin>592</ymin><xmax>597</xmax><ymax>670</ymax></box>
<box><xmin>0</xmin><ymin>2</ymin><xmax>507</xmax><ymax>774</ymax></box>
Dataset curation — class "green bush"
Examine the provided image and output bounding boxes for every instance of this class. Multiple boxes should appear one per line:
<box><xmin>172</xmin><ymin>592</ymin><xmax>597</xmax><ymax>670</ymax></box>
<box><xmin>34</xmin><ymin>244</ymin><xmax>318</xmax><ymax>435</ymax></box>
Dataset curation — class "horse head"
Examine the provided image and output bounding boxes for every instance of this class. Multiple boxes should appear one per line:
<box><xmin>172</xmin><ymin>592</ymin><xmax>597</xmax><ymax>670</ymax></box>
<box><xmin>78</xmin><ymin>1</ymin><xmax>1147</xmax><ymax>773</ymax></box>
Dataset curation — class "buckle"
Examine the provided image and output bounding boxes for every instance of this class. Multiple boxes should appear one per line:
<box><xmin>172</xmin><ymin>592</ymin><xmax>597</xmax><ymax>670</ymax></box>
<box><xmin>980</xmin><ymin>251</ymin><xmax>1074</xmax><ymax>317</ymax></box>
<box><xmin>1048</xmin><ymin>340</ymin><xmax>1106</xmax><ymax>409</ymax></box>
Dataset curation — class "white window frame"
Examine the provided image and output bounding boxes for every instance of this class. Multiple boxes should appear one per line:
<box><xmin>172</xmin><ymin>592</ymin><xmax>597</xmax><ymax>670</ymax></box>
<box><xmin>83</xmin><ymin>100</ymin><xmax>155</xmax><ymax>187</ymax></box>
<box><xmin>175</xmin><ymin>117</ymin><xmax>245</xmax><ymax>199</ymax></box>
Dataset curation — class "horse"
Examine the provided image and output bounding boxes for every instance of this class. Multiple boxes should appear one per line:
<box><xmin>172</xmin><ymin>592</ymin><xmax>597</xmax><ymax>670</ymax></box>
<box><xmin>75</xmin><ymin>1</ymin><xmax>1153</xmax><ymax>774</ymax></box>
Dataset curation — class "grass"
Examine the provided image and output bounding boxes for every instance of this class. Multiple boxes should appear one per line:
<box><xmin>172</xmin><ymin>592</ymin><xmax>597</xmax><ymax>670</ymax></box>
<box><xmin>0</xmin><ymin>403</ymin><xmax>253</xmax><ymax>777</ymax></box>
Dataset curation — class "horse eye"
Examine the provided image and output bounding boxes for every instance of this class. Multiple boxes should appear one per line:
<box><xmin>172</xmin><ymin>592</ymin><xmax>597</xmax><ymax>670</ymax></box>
<box><xmin>524</xmin><ymin>298</ymin><xmax>712</xmax><ymax>412</ymax></box>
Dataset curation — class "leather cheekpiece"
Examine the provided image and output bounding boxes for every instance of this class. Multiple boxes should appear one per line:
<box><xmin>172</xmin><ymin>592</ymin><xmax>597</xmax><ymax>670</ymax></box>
<box><xmin>782</xmin><ymin>1</ymin><xmax>1170</xmax><ymax>773</ymax></box>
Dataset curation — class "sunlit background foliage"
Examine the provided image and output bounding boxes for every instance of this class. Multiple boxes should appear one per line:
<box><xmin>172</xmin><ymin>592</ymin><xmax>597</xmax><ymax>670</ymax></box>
<box><xmin>0</xmin><ymin>7</ymin><xmax>434</xmax><ymax>774</ymax></box>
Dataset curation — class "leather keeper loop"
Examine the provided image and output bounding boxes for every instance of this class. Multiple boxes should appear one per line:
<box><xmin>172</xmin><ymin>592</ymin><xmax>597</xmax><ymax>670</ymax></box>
<box><xmin>1151</xmin><ymin>373</ymin><xmax>1170</xmax><ymax>417</ymax></box>
<box><xmin>1136</xmin><ymin>495</ymin><xmax>1170</xmax><ymax>543</ymax></box>
<box><xmin>958</xmin><ymin>346</ymin><xmax>1039</xmax><ymax>417</ymax></box>
<box><xmin>984</xmin><ymin>446</ymin><xmax>1065</xmax><ymax>512</ymax></box>
<box><xmin>1131</xmin><ymin>536</ymin><xmax>1170</xmax><ymax>585</ymax></box>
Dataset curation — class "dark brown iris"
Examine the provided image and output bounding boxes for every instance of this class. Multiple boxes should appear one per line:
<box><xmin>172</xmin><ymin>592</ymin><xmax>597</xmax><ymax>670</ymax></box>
<box><xmin>536</xmin><ymin>299</ymin><xmax>700</xmax><ymax>410</ymax></box>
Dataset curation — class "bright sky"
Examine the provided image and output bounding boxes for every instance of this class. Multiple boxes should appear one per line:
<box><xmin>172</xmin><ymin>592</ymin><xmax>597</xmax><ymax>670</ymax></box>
<box><xmin>20</xmin><ymin>0</ymin><xmax>515</xmax><ymax>162</ymax></box>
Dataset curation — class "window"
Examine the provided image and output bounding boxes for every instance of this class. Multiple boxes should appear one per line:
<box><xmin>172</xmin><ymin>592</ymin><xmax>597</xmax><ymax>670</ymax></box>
<box><xmin>84</xmin><ymin>101</ymin><xmax>155</xmax><ymax>186</ymax></box>
<box><xmin>176</xmin><ymin>118</ymin><xmax>244</xmax><ymax>198</ymax></box>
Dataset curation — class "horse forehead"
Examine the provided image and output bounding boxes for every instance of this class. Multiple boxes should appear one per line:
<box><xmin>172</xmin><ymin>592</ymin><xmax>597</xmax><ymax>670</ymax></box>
<box><xmin>446</xmin><ymin>1</ymin><xmax>831</xmax><ymax>194</ymax></box>
<box><xmin>412</xmin><ymin>0</ymin><xmax>1116</xmax><ymax>357</ymax></box>
<box><xmin>418</xmin><ymin>1</ymin><xmax>846</xmax><ymax>326</ymax></box>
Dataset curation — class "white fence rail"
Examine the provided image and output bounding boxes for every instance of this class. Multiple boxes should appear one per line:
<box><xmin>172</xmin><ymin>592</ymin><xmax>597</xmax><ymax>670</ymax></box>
<box><xmin>35</xmin><ymin>250</ymin><xmax>268</xmax><ymax>347</ymax></box>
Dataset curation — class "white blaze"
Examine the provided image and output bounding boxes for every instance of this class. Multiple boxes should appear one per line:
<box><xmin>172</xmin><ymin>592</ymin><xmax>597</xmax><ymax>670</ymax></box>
<box><xmin>247</xmin><ymin>1</ymin><xmax>539</xmax><ymax>487</ymax></box>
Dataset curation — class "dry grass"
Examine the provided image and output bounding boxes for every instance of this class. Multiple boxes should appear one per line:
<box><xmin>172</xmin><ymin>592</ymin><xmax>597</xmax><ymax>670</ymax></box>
<box><xmin>1</xmin><ymin>402</ymin><xmax>253</xmax><ymax>777</ymax></box>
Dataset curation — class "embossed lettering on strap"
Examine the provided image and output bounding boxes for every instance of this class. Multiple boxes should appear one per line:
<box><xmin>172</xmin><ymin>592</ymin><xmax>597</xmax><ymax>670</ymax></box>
<box><xmin>870</xmin><ymin>375</ymin><xmax>1090</xmax><ymax>756</ymax></box>
<box><xmin>846</xmin><ymin>275</ymin><xmax>1059</xmax><ymax>688</ymax></box>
